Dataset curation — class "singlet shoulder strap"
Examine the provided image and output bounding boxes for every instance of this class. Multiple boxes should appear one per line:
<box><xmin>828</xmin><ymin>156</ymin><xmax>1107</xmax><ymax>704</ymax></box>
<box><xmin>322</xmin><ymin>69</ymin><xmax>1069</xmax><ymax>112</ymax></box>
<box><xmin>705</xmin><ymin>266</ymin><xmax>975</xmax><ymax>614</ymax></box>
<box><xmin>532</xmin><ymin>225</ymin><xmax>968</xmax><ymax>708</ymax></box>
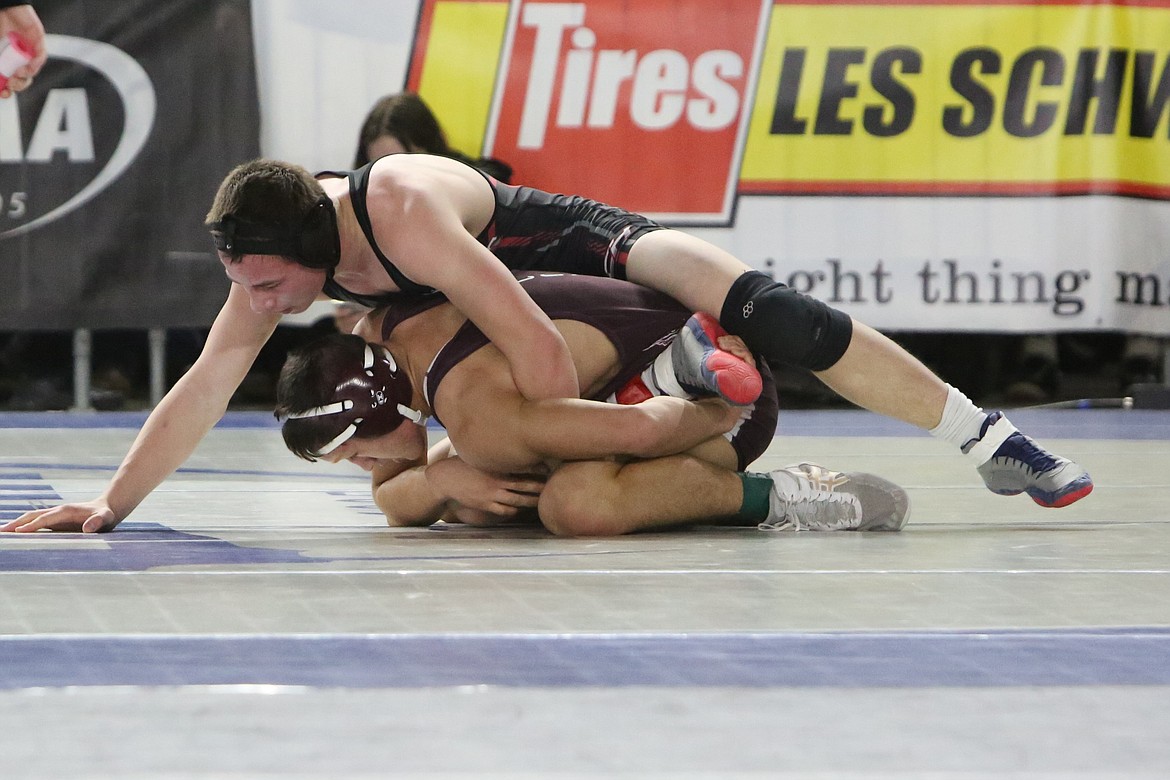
<box><xmin>347</xmin><ymin>162</ymin><xmax>434</xmax><ymax>296</ymax></box>
<box><xmin>421</xmin><ymin>320</ymin><xmax>494</xmax><ymax>430</ymax></box>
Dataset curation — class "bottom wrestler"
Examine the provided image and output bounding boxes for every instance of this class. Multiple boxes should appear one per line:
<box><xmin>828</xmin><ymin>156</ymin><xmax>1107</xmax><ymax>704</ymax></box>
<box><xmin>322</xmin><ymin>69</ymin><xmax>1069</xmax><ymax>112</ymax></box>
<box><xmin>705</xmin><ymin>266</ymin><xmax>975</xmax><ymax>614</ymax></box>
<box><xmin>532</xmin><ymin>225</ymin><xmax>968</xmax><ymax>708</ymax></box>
<box><xmin>275</xmin><ymin>273</ymin><xmax>910</xmax><ymax>535</ymax></box>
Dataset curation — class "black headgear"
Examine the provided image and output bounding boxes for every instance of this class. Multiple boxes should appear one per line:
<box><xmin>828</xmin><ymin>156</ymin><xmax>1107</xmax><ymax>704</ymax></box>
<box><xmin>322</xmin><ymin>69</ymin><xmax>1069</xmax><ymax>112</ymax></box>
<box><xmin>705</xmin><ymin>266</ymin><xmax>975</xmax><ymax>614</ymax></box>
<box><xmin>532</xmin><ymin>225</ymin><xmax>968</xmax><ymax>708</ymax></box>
<box><xmin>209</xmin><ymin>196</ymin><xmax>341</xmax><ymax>270</ymax></box>
<box><xmin>281</xmin><ymin>343</ymin><xmax>426</xmax><ymax>455</ymax></box>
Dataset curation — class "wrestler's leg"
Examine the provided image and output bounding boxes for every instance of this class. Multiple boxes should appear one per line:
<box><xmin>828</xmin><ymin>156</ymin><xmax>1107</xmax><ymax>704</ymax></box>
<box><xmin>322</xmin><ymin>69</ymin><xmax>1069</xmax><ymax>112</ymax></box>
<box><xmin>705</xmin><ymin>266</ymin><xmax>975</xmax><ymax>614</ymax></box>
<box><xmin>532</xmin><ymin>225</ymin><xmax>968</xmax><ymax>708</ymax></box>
<box><xmin>625</xmin><ymin>229</ymin><xmax>1092</xmax><ymax>507</ymax></box>
<box><xmin>813</xmin><ymin>321</ymin><xmax>948</xmax><ymax>428</ymax></box>
<box><xmin>538</xmin><ymin>453</ymin><xmax>911</xmax><ymax>535</ymax></box>
<box><xmin>623</xmin><ymin>228</ymin><xmax>743</xmax><ymax>317</ymax></box>
<box><xmin>625</xmin><ymin>229</ymin><xmax>948</xmax><ymax>428</ymax></box>
<box><xmin>538</xmin><ymin>454</ymin><xmax>742</xmax><ymax>536</ymax></box>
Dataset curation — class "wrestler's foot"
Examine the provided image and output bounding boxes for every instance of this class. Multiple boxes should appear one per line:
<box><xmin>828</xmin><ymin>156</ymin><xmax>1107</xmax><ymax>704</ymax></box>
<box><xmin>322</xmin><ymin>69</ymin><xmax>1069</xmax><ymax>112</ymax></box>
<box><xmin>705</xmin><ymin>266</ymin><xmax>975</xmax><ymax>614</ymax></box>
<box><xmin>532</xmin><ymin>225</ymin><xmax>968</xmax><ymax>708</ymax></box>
<box><xmin>759</xmin><ymin>462</ymin><xmax>910</xmax><ymax>532</ymax></box>
<box><xmin>673</xmin><ymin>312</ymin><xmax>762</xmax><ymax>405</ymax></box>
<box><xmin>963</xmin><ymin>412</ymin><xmax>1093</xmax><ymax>508</ymax></box>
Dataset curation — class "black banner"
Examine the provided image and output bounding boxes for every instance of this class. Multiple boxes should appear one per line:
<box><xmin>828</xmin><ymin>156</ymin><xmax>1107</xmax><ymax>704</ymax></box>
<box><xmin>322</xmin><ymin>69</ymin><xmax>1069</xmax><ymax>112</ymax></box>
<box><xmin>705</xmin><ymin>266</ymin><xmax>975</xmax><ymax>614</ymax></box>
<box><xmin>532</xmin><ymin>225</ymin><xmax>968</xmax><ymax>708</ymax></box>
<box><xmin>0</xmin><ymin>0</ymin><xmax>260</xmax><ymax>329</ymax></box>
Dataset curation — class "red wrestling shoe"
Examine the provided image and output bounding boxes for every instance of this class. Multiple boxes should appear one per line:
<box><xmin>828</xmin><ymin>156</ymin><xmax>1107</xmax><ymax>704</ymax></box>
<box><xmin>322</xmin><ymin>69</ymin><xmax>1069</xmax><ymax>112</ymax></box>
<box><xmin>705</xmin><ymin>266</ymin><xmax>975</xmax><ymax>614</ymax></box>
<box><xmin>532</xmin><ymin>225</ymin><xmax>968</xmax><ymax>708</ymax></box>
<box><xmin>673</xmin><ymin>313</ymin><xmax>762</xmax><ymax>405</ymax></box>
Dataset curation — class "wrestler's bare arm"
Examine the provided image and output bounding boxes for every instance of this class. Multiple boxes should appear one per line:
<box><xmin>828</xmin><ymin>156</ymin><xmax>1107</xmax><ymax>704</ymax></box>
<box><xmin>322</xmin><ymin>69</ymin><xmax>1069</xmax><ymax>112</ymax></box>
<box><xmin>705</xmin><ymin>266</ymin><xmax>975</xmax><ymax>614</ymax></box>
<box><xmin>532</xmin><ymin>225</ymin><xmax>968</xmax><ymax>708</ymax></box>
<box><xmin>367</xmin><ymin>173</ymin><xmax>580</xmax><ymax>402</ymax></box>
<box><xmin>369</xmin><ymin>455</ymin><xmax>437</xmax><ymax>527</ymax></box>
<box><xmin>372</xmin><ymin>438</ymin><xmax>544</xmax><ymax>527</ymax></box>
<box><xmin>446</xmin><ymin>385</ymin><xmax>740</xmax><ymax>474</ymax></box>
<box><xmin>1</xmin><ymin>285</ymin><xmax>280</xmax><ymax>533</ymax></box>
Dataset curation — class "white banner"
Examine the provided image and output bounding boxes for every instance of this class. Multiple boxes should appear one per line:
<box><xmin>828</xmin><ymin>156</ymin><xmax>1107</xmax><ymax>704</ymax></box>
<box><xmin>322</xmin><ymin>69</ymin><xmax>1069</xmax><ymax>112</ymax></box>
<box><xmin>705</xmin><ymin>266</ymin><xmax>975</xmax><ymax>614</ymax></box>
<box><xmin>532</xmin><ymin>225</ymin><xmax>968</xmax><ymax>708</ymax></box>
<box><xmin>688</xmin><ymin>195</ymin><xmax>1170</xmax><ymax>334</ymax></box>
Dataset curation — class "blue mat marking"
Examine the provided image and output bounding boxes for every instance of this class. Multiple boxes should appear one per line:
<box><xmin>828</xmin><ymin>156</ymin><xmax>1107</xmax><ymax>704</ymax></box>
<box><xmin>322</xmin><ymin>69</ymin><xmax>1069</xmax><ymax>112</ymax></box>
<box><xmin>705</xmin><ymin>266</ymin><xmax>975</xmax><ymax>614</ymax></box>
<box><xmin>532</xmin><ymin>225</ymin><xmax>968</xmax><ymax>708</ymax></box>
<box><xmin>2</xmin><ymin>630</ymin><xmax>1167</xmax><ymax>690</ymax></box>
<box><xmin>3</xmin><ymin>409</ymin><xmax>1168</xmax><ymax>438</ymax></box>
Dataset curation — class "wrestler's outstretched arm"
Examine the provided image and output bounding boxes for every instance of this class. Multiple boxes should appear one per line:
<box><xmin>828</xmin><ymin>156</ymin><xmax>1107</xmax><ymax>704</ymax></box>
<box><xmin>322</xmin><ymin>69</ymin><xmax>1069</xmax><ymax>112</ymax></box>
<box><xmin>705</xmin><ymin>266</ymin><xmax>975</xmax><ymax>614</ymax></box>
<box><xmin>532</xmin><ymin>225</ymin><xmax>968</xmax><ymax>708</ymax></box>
<box><xmin>1</xmin><ymin>285</ymin><xmax>280</xmax><ymax>533</ymax></box>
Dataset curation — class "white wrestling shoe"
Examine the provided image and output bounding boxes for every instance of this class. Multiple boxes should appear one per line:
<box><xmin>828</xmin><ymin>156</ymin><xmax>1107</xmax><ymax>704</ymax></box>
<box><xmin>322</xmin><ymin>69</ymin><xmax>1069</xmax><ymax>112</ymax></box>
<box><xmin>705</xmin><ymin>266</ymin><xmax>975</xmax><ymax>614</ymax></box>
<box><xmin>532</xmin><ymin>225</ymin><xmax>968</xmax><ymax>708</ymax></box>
<box><xmin>759</xmin><ymin>463</ymin><xmax>910</xmax><ymax>532</ymax></box>
<box><xmin>963</xmin><ymin>411</ymin><xmax>1093</xmax><ymax>508</ymax></box>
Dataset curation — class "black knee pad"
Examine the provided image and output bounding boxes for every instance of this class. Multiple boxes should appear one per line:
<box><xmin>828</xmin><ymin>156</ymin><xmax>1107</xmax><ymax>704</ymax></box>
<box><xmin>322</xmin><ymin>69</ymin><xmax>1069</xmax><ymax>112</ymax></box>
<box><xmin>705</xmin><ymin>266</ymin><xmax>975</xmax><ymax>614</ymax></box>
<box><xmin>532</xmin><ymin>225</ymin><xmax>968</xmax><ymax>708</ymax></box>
<box><xmin>720</xmin><ymin>271</ymin><xmax>853</xmax><ymax>371</ymax></box>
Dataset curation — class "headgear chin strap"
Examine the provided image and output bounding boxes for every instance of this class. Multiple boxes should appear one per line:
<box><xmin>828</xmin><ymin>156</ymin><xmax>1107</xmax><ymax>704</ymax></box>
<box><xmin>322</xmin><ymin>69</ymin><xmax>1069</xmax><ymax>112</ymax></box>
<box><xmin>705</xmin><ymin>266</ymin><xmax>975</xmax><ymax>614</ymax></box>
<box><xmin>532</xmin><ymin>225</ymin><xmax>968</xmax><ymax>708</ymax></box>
<box><xmin>209</xmin><ymin>196</ymin><xmax>341</xmax><ymax>270</ymax></box>
<box><xmin>284</xmin><ymin>344</ymin><xmax>426</xmax><ymax>455</ymax></box>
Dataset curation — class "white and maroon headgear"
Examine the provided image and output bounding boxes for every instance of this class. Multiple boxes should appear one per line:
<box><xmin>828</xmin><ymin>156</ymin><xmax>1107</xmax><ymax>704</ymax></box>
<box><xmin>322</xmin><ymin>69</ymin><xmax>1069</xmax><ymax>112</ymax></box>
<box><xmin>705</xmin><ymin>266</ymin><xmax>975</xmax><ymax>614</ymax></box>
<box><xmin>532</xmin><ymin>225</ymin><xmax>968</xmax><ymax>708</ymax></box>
<box><xmin>284</xmin><ymin>343</ymin><xmax>425</xmax><ymax>456</ymax></box>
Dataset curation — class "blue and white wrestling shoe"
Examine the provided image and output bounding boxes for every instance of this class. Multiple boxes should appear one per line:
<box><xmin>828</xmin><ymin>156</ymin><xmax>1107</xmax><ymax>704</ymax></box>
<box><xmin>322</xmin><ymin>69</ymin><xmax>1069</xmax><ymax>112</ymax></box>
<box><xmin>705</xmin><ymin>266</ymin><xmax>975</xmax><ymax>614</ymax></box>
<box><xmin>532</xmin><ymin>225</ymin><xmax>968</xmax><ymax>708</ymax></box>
<box><xmin>672</xmin><ymin>312</ymin><xmax>762</xmax><ymax>405</ymax></box>
<box><xmin>962</xmin><ymin>411</ymin><xmax>1093</xmax><ymax>508</ymax></box>
<box><xmin>759</xmin><ymin>463</ymin><xmax>911</xmax><ymax>532</ymax></box>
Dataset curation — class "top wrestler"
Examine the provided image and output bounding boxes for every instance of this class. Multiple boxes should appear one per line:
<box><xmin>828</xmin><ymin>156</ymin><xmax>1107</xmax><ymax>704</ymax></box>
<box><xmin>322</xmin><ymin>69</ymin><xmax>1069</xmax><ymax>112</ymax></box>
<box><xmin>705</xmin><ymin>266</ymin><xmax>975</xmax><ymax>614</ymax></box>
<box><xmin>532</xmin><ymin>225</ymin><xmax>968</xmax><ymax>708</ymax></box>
<box><xmin>275</xmin><ymin>271</ymin><xmax>910</xmax><ymax>535</ymax></box>
<box><xmin>2</xmin><ymin>153</ymin><xmax>1089</xmax><ymax>534</ymax></box>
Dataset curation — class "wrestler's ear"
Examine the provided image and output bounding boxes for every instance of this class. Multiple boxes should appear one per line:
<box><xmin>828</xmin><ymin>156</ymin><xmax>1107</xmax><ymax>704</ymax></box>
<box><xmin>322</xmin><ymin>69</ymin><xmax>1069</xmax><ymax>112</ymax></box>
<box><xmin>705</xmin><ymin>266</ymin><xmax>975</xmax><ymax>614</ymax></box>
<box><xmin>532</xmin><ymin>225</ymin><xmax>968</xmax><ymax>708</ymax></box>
<box><xmin>298</xmin><ymin>197</ymin><xmax>340</xmax><ymax>270</ymax></box>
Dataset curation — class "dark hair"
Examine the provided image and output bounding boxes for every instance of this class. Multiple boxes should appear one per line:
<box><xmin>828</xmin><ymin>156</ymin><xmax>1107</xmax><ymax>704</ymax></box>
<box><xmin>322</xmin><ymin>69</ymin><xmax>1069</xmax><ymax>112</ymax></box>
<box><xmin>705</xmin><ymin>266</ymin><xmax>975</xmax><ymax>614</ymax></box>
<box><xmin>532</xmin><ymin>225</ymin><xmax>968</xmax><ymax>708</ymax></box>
<box><xmin>276</xmin><ymin>333</ymin><xmax>368</xmax><ymax>461</ymax></box>
<box><xmin>205</xmin><ymin>159</ymin><xmax>327</xmax><ymax>262</ymax></box>
<box><xmin>352</xmin><ymin>92</ymin><xmax>514</xmax><ymax>183</ymax></box>
<box><xmin>353</xmin><ymin>93</ymin><xmax>452</xmax><ymax>167</ymax></box>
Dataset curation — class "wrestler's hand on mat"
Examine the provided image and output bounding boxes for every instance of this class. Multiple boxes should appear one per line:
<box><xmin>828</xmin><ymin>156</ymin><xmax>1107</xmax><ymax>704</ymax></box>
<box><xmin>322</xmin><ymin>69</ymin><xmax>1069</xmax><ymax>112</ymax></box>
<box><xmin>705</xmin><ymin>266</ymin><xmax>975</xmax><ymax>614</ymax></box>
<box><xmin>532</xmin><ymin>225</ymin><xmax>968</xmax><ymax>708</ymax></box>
<box><xmin>0</xmin><ymin>501</ymin><xmax>119</xmax><ymax>533</ymax></box>
<box><xmin>426</xmin><ymin>456</ymin><xmax>545</xmax><ymax>518</ymax></box>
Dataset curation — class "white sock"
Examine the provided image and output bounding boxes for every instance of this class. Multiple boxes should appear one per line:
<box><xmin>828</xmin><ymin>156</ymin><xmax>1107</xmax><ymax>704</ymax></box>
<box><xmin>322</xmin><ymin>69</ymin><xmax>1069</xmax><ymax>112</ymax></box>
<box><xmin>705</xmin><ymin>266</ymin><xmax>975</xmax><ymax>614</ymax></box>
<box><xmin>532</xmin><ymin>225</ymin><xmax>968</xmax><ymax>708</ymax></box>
<box><xmin>928</xmin><ymin>385</ymin><xmax>991</xmax><ymax>453</ymax></box>
<box><xmin>605</xmin><ymin>344</ymin><xmax>690</xmax><ymax>404</ymax></box>
<box><xmin>647</xmin><ymin>344</ymin><xmax>688</xmax><ymax>397</ymax></box>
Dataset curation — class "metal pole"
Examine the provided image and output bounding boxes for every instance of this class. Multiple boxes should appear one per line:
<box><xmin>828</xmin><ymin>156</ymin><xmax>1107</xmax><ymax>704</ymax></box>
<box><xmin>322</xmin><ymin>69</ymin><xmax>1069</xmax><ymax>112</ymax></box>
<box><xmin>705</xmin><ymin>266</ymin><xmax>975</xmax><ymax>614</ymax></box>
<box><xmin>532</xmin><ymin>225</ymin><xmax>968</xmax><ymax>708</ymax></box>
<box><xmin>72</xmin><ymin>328</ymin><xmax>92</xmax><ymax>411</ymax></box>
<box><xmin>1162</xmin><ymin>338</ymin><xmax>1169</xmax><ymax>387</ymax></box>
<box><xmin>148</xmin><ymin>327</ymin><xmax>166</xmax><ymax>406</ymax></box>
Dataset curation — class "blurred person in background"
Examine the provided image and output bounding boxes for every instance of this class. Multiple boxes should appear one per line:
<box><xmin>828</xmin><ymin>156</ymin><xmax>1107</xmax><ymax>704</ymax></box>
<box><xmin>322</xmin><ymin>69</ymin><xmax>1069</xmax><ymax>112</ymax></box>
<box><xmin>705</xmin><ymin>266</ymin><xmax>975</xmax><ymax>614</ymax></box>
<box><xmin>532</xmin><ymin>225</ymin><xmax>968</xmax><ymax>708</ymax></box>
<box><xmin>1002</xmin><ymin>333</ymin><xmax>1163</xmax><ymax>405</ymax></box>
<box><xmin>353</xmin><ymin>92</ymin><xmax>513</xmax><ymax>183</ymax></box>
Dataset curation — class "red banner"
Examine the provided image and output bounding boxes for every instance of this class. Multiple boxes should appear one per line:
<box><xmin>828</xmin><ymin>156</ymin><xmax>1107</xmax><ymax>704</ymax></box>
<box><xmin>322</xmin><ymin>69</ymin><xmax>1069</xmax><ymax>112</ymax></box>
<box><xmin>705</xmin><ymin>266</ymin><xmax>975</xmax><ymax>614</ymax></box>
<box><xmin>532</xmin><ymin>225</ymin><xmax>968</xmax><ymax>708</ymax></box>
<box><xmin>482</xmin><ymin>0</ymin><xmax>769</xmax><ymax>223</ymax></box>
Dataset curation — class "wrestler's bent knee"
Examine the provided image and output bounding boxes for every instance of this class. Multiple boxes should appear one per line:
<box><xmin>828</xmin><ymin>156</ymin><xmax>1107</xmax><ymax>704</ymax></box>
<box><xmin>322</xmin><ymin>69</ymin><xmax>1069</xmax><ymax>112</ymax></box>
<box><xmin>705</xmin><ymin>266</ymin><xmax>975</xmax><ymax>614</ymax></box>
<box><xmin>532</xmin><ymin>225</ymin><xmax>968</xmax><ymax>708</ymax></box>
<box><xmin>719</xmin><ymin>270</ymin><xmax>853</xmax><ymax>371</ymax></box>
<box><xmin>540</xmin><ymin>464</ymin><xmax>625</xmax><ymax>537</ymax></box>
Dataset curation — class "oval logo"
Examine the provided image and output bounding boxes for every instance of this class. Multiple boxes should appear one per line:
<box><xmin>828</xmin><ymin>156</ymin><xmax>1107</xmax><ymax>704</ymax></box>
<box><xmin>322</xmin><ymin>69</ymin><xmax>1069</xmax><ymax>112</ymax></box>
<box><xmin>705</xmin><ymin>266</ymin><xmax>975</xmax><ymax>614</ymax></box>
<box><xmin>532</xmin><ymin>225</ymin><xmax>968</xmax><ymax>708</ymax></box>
<box><xmin>0</xmin><ymin>34</ymin><xmax>155</xmax><ymax>240</ymax></box>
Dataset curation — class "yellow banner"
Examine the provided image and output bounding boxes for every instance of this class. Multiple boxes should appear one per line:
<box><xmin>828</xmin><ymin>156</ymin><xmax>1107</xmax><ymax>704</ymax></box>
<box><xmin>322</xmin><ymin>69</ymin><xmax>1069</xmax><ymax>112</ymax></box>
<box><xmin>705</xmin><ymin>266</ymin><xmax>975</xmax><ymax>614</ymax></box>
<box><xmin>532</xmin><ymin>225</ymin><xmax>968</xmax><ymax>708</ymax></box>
<box><xmin>741</xmin><ymin>2</ymin><xmax>1170</xmax><ymax>195</ymax></box>
<box><xmin>412</xmin><ymin>1</ymin><xmax>511</xmax><ymax>158</ymax></box>
<box><xmin>411</xmin><ymin>1</ymin><xmax>1170</xmax><ymax>199</ymax></box>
